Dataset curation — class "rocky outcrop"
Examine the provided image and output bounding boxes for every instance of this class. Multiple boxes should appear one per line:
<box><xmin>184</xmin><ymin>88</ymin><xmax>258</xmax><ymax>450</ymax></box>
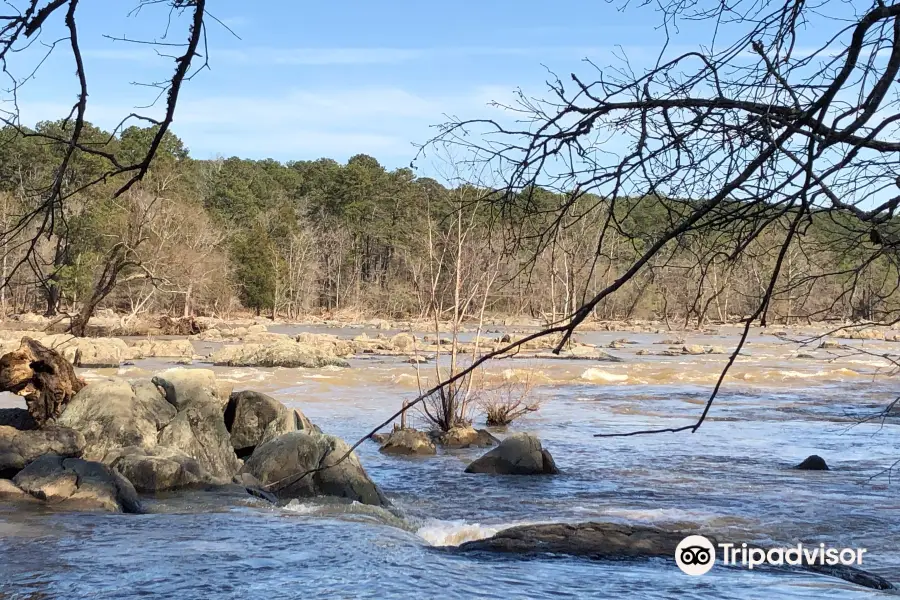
<box><xmin>241</xmin><ymin>431</ymin><xmax>386</xmax><ymax>506</ymax></box>
<box><xmin>73</xmin><ymin>338</ymin><xmax>129</xmax><ymax>367</ymax></box>
<box><xmin>57</xmin><ymin>377</ymin><xmax>176</xmax><ymax>461</ymax></box>
<box><xmin>0</xmin><ymin>337</ymin><xmax>85</xmax><ymax>426</ymax></box>
<box><xmin>224</xmin><ymin>390</ymin><xmax>318</xmax><ymax>457</ymax></box>
<box><xmin>465</xmin><ymin>433</ymin><xmax>558</xmax><ymax>475</ymax></box>
<box><xmin>210</xmin><ymin>340</ymin><xmax>349</xmax><ymax>368</ymax></box>
<box><xmin>795</xmin><ymin>455</ymin><xmax>829</xmax><ymax>470</ymax></box>
<box><xmin>379</xmin><ymin>429</ymin><xmax>436</xmax><ymax>456</ymax></box>
<box><xmin>13</xmin><ymin>454</ymin><xmax>141</xmax><ymax>513</ymax></box>
<box><xmin>126</xmin><ymin>339</ymin><xmax>195</xmax><ymax>360</ymax></box>
<box><xmin>0</xmin><ymin>425</ymin><xmax>85</xmax><ymax>477</ymax></box>
<box><xmin>105</xmin><ymin>446</ymin><xmax>210</xmax><ymax>492</ymax></box>
<box><xmin>434</xmin><ymin>426</ymin><xmax>497</xmax><ymax>449</ymax></box>
<box><xmin>458</xmin><ymin>522</ymin><xmax>685</xmax><ymax>557</ymax></box>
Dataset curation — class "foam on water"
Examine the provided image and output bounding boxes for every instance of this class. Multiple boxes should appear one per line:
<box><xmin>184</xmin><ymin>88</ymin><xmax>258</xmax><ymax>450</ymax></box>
<box><xmin>415</xmin><ymin>519</ymin><xmax>505</xmax><ymax>546</ymax></box>
<box><xmin>581</xmin><ymin>368</ymin><xmax>629</xmax><ymax>383</ymax></box>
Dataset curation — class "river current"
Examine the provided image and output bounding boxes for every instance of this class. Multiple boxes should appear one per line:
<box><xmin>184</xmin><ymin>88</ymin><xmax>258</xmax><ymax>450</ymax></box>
<box><xmin>1</xmin><ymin>326</ymin><xmax>898</xmax><ymax>598</ymax></box>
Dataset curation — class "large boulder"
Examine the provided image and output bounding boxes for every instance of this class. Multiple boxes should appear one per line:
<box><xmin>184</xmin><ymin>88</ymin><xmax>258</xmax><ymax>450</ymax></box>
<box><xmin>224</xmin><ymin>390</ymin><xmax>317</xmax><ymax>457</ymax></box>
<box><xmin>56</xmin><ymin>378</ymin><xmax>176</xmax><ymax>461</ymax></box>
<box><xmin>13</xmin><ymin>454</ymin><xmax>141</xmax><ymax>513</ymax></box>
<box><xmin>465</xmin><ymin>433</ymin><xmax>559</xmax><ymax>475</ymax></box>
<box><xmin>0</xmin><ymin>425</ymin><xmax>85</xmax><ymax>477</ymax></box>
<box><xmin>379</xmin><ymin>428</ymin><xmax>436</xmax><ymax>456</ymax></box>
<box><xmin>241</xmin><ymin>431</ymin><xmax>386</xmax><ymax>506</ymax></box>
<box><xmin>105</xmin><ymin>446</ymin><xmax>211</xmax><ymax>492</ymax></box>
<box><xmin>158</xmin><ymin>404</ymin><xmax>242</xmax><ymax>481</ymax></box>
<box><xmin>210</xmin><ymin>340</ymin><xmax>349</xmax><ymax>368</ymax></box>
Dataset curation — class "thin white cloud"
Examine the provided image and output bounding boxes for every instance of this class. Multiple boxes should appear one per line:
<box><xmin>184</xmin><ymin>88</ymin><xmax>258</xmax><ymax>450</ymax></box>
<box><xmin>12</xmin><ymin>85</ymin><xmax>516</xmax><ymax>164</ymax></box>
<box><xmin>83</xmin><ymin>45</ymin><xmax>656</xmax><ymax>67</ymax></box>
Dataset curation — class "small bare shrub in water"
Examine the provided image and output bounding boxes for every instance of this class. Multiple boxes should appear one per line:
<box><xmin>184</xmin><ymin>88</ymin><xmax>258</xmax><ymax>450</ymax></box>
<box><xmin>478</xmin><ymin>370</ymin><xmax>539</xmax><ymax>426</ymax></box>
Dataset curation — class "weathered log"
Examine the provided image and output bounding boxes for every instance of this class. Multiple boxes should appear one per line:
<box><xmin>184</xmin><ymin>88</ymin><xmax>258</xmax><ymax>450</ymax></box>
<box><xmin>0</xmin><ymin>337</ymin><xmax>85</xmax><ymax>427</ymax></box>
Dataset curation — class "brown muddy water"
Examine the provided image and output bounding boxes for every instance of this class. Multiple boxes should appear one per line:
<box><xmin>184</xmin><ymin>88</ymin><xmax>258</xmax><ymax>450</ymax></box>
<box><xmin>1</xmin><ymin>326</ymin><xmax>899</xmax><ymax>598</ymax></box>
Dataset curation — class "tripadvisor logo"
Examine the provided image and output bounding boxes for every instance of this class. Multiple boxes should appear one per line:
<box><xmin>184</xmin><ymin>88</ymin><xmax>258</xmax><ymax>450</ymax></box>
<box><xmin>675</xmin><ymin>535</ymin><xmax>867</xmax><ymax>576</ymax></box>
<box><xmin>675</xmin><ymin>535</ymin><xmax>716</xmax><ymax>575</ymax></box>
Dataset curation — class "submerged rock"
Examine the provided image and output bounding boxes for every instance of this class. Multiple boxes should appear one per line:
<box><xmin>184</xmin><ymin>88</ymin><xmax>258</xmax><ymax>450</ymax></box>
<box><xmin>0</xmin><ymin>425</ymin><xmax>85</xmax><ymax>477</ymax></box>
<box><xmin>465</xmin><ymin>433</ymin><xmax>558</xmax><ymax>475</ymax></box>
<box><xmin>795</xmin><ymin>455</ymin><xmax>829</xmax><ymax>470</ymax></box>
<box><xmin>241</xmin><ymin>431</ymin><xmax>386</xmax><ymax>506</ymax></box>
<box><xmin>379</xmin><ymin>429</ymin><xmax>436</xmax><ymax>456</ymax></box>
<box><xmin>13</xmin><ymin>454</ymin><xmax>141</xmax><ymax>513</ymax></box>
<box><xmin>459</xmin><ymin>522</ymin><xmax>684</xmax><ymax>556</ymax></box>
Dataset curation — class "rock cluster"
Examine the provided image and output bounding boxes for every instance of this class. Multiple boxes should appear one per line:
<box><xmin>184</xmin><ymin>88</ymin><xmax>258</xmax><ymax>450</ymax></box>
<box><xmin>0</xmin><ymin>365</ymin><xmax>385</xmax><ymax>511</ymax></box>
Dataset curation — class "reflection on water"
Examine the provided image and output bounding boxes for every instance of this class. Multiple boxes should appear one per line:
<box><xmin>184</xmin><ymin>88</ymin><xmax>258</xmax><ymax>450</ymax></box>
<box><xmin>1</xmin><ymin>328</ymin><xmax>899</xmax><ymax>598</ymax></box>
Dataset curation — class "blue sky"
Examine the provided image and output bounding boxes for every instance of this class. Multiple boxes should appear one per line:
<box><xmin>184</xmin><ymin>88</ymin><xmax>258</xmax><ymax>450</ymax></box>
<box><xmin>10</xmin><ymin>0</ymin><xmax>712</xmax><ymax>170</ymax></box>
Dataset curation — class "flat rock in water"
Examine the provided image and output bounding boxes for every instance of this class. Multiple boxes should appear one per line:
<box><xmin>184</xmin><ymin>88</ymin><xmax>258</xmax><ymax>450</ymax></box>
<box><xmin>13</xmin><ymin>454</ymin><xmax>141</xmax><ymax>513</ymax></box>
<box><xmin>458</xmin><ymin>522</ymin><xmax>685</xmax><ymax>557</ymax></box>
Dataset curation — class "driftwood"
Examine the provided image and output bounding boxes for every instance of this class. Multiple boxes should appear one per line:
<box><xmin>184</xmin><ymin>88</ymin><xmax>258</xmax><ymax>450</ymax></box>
<box><xmin>158</xmin><ymin>315</ymin><xmax>201</xmax><ymax>336</ymax></box>
<box><xmin>0</xmin><ymin>338</ymin><xmax>85</xmax><ymax>427</ymax></box>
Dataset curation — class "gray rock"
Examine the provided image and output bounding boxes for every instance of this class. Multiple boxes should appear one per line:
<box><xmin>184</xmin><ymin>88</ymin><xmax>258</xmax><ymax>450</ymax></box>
<box><xmin>465</xmin><ymin>433</ymin><xmax>559</xmax><ymax>475</ymax></box>
<box><xmin>379</xmin><ymin>429</ymin><xmax>436</xmax><ymax>456</ymax></box>
<box><xmin>681</xmin><ymin>345</ymin><xmax>706</xmax><ymax>355</ymax></box>
<box><xmin>13</xmin><ymin>455</ymin><xmax>141</xmax><ymax>513</ymax></box>
<box><xmin>0</xmin><ymin>425</ymin><xmax>85</xmax><ymax>477</ymax></box>
<box><xmin>0</xmin><ymin>408</ymin><xmax>36</xmax><ymax>430</ymax></box>
<box><xmin>158</xmin><ymin>404</ymin><xmax>242</xmax><ymax>481</ymax></box>
<box><xmin>105</xmin><ymin>445</ymin><xmax>211</xmax><ymax>492</ymax></box>
<box><xmin>225</xmin><ymin>391</ymin><xmax>317</xmax><ymax>457</ymax></box>
<box><xmin>241</xmin><ymin>431</ymin><xmax>386</xmax><ymax>506</ymax></box>
<box><xmin>57</xmin><ymin>377</ymin><xmax>175</xmax><ymax>461</ymax></box>
<box><xmin>152</xmin><ymin>368</ymin><xmax>220</xmax><ymax>411</ymax></box>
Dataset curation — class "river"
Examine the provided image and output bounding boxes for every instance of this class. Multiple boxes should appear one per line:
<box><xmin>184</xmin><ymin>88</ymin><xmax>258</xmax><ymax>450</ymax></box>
<box><xmin>1</xmin><ymin>326</ymin><xmax>898</xmax><ymax>598</ymax></box>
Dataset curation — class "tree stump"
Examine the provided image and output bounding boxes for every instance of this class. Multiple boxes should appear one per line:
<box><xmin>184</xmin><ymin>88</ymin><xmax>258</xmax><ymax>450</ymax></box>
<box><xmin>0</xmin><ymin>338</ymin><xmax>85</xmax><ymax>427</ymax></box>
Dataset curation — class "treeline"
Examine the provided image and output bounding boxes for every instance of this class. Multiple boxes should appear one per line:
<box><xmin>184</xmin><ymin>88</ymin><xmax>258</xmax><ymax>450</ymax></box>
<box><xmin>0</xmin><ymin>120</ymin><xmax>896</xmax><ymax>328</ymax></box>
